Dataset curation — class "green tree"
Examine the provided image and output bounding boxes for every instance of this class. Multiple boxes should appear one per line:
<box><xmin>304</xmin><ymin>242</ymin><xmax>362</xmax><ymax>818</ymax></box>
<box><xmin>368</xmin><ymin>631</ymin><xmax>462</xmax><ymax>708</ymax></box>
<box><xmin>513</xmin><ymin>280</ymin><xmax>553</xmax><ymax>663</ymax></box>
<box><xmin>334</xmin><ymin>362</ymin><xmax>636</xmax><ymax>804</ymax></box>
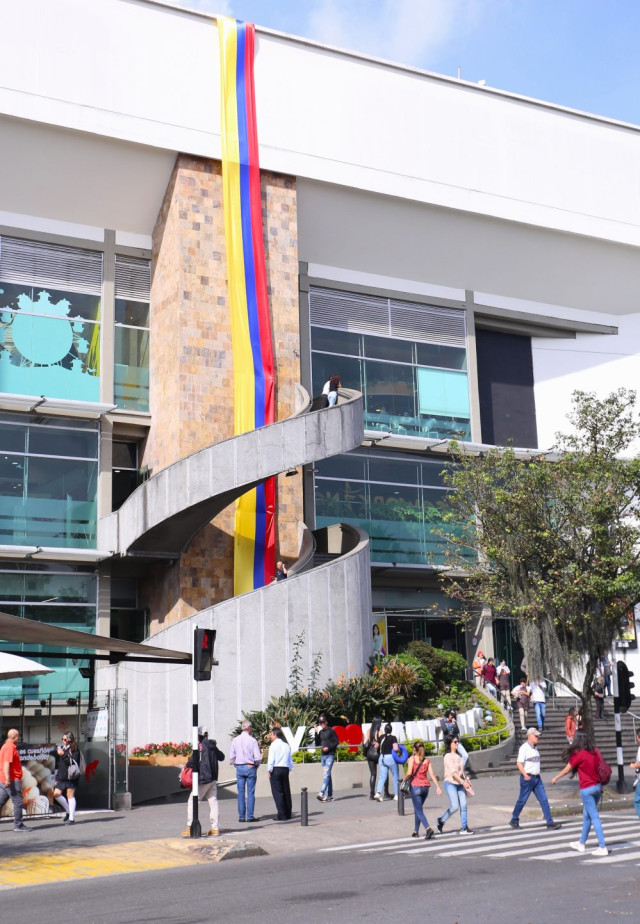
<box><xmin>440</xmin><ymin>389</ymin><xmax>640</xmax><ymax>735</ymax></box>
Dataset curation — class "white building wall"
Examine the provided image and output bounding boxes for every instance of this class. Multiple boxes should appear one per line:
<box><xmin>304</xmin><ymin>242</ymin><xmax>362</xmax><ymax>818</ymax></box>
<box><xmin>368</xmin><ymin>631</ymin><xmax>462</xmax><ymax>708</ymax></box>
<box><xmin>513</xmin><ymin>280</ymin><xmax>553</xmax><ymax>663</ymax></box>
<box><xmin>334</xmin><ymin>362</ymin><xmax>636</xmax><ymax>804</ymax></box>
<box><xmin>2</xmin><ymin>0</ymin><xmax>640</xmax><ymax>245</ymax></box>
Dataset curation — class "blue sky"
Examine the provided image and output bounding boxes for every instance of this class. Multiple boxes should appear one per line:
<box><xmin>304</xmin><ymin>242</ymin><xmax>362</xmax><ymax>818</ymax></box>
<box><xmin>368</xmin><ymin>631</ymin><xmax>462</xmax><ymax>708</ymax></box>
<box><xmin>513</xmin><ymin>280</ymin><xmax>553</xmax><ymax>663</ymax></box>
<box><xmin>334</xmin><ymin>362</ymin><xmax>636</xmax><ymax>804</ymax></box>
<box><xmin>180</xmin><ymin>0</ymin><xmax>640</xmax><ymax>125</ymax></box>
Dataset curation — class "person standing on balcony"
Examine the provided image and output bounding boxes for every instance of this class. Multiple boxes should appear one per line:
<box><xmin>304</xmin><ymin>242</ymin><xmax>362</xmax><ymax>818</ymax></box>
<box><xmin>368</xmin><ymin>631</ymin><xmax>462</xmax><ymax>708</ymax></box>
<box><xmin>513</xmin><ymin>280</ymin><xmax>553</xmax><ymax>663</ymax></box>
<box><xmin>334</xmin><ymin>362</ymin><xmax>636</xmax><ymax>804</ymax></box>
<box><xmin>322</xmin><ymin>374</ymin><xmax>341</xmax><ymax>407</ymax></box>
<box><xmin>472</xmin><ymin>651</ymin><xmax>486</xmax><ymax>688</ymax></box>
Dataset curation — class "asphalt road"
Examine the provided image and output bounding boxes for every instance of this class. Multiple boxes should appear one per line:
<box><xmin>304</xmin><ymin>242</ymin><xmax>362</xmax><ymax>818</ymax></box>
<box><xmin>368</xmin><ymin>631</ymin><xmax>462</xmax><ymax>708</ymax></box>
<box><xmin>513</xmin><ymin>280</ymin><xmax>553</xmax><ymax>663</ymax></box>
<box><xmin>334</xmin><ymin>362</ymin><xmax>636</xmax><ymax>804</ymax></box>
<box><xmin>4</xmin><ymin>812</ymin><xmax>639</xmax><ymax>924</ymax></box>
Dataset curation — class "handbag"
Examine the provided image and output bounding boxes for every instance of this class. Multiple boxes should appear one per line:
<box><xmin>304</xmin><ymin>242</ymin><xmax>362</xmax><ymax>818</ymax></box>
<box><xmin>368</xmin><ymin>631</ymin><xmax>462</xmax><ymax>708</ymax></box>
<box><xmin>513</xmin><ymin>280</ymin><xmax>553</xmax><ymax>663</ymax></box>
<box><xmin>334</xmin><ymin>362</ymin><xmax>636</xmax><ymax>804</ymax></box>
<box><xmin>179</xmin><ymin>766</ymin><xmax>193</xmax><ymax>789</ymax></box>
<box><xmin>400</xmin><ymin>756</ymin><xmax>425</xmax><ymax>794</ymax></box>
<box><xmin>67</xmin><ymin>757</ymin><xmax>81</xmax><ymax>780</ymax></box>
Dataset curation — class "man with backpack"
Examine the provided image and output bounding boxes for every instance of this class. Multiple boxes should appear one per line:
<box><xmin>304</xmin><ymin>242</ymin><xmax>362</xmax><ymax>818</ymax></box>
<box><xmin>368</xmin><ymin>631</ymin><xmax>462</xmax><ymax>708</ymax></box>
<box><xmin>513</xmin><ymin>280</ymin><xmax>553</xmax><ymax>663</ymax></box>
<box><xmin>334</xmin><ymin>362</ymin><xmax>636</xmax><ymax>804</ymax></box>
<box><xmin>182</xmin><ymin>727</ymin><xmax>225</xmax><ymax>837</ymax></box>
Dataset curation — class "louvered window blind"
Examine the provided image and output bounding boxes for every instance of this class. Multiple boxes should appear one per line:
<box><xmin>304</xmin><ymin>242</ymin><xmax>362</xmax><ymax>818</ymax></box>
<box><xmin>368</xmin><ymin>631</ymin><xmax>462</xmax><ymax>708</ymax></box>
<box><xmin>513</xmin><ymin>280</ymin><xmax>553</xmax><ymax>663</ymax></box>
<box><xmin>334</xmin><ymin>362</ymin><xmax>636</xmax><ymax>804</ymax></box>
<box><xmin>115</xmin><ymin>254</ymin><xmax>151</xmax><ymax>302</ymax></box>
<box><xmin>0</xmin><ymin>235</ymin><xmax>103</xmax><ymax>296</ymax></box>
<box><xmin>310</xmin><ymin>286</ymin><xmax>466</xmax><ymax>347</ymax></box>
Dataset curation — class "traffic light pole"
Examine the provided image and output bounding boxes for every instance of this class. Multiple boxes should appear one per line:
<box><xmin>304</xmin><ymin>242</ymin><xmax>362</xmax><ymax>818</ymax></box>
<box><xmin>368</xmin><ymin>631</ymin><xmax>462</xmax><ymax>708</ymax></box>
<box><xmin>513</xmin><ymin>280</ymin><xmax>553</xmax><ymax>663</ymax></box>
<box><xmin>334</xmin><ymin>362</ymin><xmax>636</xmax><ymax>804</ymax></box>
<box><xmin>612</xmin><ymin>647</ymin><xmax>627</xmax><ymax>794</ymax></box>
<box><xmin>190</xmin><ymin>632</ymin><xmax>201</xmax><ymax>838</ymax></box>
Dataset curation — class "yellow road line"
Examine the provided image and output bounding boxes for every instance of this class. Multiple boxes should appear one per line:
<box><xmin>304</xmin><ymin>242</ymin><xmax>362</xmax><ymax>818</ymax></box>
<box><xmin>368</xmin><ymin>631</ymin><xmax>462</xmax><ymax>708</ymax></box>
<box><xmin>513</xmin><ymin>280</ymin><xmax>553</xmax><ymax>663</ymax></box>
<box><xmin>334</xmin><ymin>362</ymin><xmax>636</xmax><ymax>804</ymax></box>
<box><xmin>0</xmin><ymin>839</ymin><xmax>217</xmax><ymax>889</ymax></box>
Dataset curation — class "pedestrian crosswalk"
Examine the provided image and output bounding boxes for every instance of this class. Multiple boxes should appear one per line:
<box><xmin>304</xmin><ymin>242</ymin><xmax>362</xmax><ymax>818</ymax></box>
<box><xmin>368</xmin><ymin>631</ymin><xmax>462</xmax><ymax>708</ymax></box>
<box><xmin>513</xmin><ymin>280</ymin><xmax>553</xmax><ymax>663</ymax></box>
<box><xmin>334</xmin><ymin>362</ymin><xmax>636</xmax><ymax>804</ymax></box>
<box><xmin>318</xmin><ymin>814</ymin><xmax>640</xmax><ymax>866</ymax></box>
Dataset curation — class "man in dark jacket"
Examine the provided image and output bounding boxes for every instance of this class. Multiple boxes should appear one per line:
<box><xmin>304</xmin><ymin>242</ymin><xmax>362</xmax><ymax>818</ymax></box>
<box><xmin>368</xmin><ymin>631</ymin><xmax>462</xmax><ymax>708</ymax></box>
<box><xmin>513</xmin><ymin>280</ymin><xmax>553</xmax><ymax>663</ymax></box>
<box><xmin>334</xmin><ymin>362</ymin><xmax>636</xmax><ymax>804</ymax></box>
<box><xmin>182</xmin><ymin>727</ymin><xmax>225</xmax><ymax>837</ymax></box>
<box><xmin>314</xmin><ymin>715</ymin><xmax>339</xmax><ymax>803</ymax></box>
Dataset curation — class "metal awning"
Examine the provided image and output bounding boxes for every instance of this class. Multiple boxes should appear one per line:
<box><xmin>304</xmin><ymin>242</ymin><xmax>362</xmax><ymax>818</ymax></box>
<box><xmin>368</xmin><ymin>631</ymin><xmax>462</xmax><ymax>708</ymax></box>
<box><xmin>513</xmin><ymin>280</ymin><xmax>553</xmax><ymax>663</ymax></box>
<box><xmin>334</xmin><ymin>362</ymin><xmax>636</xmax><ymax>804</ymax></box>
<box><xmin>0</xmin><ymin>610</ymin><xmax>190</xmax><ymax>663</ymax></box>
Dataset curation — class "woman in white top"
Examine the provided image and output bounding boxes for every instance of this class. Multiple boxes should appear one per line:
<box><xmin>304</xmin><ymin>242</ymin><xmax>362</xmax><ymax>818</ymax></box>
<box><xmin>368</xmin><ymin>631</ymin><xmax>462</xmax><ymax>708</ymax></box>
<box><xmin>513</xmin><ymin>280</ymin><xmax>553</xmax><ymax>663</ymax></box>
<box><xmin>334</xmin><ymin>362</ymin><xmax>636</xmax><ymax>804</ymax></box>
<box><xmin>436</xmin><ymin>734</ymin><xmax>474</xmax><ymax>835</ymax></box>
<box><xmin>529</xmin><ymin>679</ymin><xmax>547</xmax><ymax>731</ymax></box>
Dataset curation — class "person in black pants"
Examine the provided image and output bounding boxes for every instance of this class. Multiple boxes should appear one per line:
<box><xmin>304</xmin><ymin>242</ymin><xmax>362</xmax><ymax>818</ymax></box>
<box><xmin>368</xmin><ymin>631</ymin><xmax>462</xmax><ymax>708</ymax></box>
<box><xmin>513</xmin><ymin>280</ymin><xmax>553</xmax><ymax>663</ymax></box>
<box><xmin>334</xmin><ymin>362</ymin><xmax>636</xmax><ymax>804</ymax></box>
<box><xmin>267</xmin><ymin>728</ymin><xmax>293</xmax><ymax>820</ymax></box>
<box><xmin>364</xmin><ymin>716</ymin><xmax>382</xmax><ymax>799</ymax></box>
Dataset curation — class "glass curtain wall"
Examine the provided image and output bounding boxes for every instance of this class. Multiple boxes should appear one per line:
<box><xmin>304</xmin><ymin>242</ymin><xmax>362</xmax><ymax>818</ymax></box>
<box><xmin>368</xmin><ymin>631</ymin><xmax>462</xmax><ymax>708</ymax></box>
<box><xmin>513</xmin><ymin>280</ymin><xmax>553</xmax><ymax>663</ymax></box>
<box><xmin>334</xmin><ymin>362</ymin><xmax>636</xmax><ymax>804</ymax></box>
<box><xmin>310</xmin><ymin>287</ymin><xmax>471</xmax><ymax>440</ymax></box>
<box><xmin>0</xmin><ymin>413</ymin><xmax>99</xmax><ymax>547</ymax></box>
<box><xmin>0</xmin><ymin>563</ymin><xmax>96</xmax><ymax>699</ymax></box>
<box><xmin>314</xmin><ymin>450</ymin><xmax>466</xmax><ymax>565</ymax></box>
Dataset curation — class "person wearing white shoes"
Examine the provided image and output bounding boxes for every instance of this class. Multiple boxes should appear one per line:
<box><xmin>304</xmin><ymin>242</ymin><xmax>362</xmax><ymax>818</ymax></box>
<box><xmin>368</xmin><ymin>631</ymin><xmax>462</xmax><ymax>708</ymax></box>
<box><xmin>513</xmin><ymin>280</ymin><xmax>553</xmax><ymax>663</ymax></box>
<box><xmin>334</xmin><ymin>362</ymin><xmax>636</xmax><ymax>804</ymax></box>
<box><xmin>436</xmin><ymin>734</ymin><xmax>474</xmax><ymax>835</ymax></box>
<box><xmin>551</xmin><ymin>730</ymin><xmax>609</xmax><ymax>857</ymax></box>
<box><xmin>510</xmin><ymin>728</ymin><xmax>561</xmax><ymax>831</ymax></box>
<box><xmin>373</xmin><ymin>724</ymin><xmax>400</xmax><ymax>801</ymax></box>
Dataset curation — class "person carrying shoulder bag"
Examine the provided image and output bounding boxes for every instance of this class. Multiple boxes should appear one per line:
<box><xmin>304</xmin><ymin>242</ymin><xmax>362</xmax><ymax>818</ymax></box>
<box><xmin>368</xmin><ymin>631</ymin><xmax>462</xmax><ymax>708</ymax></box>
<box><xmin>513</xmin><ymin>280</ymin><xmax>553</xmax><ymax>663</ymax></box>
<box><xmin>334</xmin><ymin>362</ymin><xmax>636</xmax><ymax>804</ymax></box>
<box><xmin>403</xmin><ymin>741</ymin><xmax>441</xmax><ymax>839</ymax></box>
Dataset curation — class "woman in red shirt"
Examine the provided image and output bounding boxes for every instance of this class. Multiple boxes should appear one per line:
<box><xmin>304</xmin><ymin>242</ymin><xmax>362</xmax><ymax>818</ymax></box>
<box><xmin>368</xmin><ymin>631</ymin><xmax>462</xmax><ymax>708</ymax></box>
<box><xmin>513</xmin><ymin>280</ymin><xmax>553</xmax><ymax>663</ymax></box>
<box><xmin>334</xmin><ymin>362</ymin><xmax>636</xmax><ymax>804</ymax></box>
<box><xmin>402</xmin><ymin>741</ymin><xmax>442</xmax><ymax>839</ymax></box>
<box><xmin>551</xmin><ymin>731</ymin><xmax>608</xmax><ymax>856</ymax></box>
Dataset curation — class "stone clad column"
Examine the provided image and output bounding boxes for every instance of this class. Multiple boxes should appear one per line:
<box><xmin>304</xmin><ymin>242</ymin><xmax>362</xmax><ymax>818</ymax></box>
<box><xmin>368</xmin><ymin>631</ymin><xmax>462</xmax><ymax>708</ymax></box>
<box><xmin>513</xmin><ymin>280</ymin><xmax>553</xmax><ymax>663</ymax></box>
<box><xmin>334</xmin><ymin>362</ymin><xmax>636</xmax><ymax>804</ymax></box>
<box><xmin>143</xmin><ymin>154</ymin><xmax>301</xmax><ymax>630</ymax></box>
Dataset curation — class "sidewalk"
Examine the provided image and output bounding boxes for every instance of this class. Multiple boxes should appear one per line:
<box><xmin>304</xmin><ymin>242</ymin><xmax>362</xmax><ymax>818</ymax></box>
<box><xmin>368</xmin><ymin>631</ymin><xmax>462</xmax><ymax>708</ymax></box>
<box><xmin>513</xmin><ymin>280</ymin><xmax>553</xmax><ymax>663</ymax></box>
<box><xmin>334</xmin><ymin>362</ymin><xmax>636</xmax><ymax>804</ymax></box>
<box><xmin>3</xmin><ymin>772</ymin><xmax>636</xmax><ymax>860</ymax></box>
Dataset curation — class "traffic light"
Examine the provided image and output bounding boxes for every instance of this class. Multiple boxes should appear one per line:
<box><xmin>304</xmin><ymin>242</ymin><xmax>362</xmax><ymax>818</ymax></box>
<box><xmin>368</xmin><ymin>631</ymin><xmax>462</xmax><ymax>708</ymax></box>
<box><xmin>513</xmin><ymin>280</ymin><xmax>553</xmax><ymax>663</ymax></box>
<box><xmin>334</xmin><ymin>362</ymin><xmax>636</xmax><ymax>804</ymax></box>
<box><xmin>194</xmin><ymin>628</ymin><xmax>217</xmax><ymax>681</ymax></box>
<box><xmin>617</xmin><ymin>660</ymin><xmax>635</xmax><ymax>713</ymax></box>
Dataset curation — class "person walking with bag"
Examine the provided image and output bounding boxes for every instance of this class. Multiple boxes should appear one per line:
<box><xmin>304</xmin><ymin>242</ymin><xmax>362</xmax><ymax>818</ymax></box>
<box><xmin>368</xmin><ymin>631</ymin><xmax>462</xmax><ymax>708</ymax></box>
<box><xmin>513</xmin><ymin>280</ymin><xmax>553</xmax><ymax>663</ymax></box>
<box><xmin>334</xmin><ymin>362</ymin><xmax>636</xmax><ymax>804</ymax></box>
<box><xmin>403</xmin><ymin>741</ymin><xmax>441</xmax><ymax>839</ymax></box>
<box><xmin>181</xmin><ymin>727</ymin><xmax>225</xmax><ymax>837</ymax></box>
<box><xmin>551</xmin><ymin>730</ymin><xmax>609</xmax><ymax>856</ymax></box>
<box><xmin>437</xmin><ymin>734</ymin><xmax>474</xmax><ymax>835</ymax></box>
<box><xmin>54</xmin><ymin>732</ymin><xmax>84</xmax><ymax>825</ymax></box>
<box><xmin>314</xmin><ymin>715</ymin><xmax>339</xmax><ymax>803</ymax></box>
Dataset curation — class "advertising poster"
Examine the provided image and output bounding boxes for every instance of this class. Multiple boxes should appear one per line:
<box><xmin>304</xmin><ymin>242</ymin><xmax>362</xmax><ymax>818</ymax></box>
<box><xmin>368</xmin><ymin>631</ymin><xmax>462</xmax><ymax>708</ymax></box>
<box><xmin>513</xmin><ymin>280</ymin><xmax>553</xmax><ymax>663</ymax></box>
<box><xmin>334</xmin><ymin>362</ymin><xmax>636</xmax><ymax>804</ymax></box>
<box><xmin>371</xmin><ymin>615</ymin><xmax>388</xmax><ymax>658</ymax></box>
<box><xmin>0</xmin><ymin>742</ymin><xmax>109</xmax><ymax>819</ymax></box>
<box><xmin>618</xmin><ymin>604</ymin><xmax>639</xmax><ymax>649</ymax></box>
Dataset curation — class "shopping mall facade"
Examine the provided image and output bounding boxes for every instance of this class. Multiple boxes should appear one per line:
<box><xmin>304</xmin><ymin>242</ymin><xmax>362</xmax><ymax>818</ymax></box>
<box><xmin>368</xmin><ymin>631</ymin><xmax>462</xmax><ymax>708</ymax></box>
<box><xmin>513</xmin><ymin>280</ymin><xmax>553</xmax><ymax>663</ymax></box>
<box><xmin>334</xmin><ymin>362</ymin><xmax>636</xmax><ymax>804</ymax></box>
<box><xmin>1</xmin><ymin>0</ymin><xmax>639</xmax><ymax>741</ymax></box>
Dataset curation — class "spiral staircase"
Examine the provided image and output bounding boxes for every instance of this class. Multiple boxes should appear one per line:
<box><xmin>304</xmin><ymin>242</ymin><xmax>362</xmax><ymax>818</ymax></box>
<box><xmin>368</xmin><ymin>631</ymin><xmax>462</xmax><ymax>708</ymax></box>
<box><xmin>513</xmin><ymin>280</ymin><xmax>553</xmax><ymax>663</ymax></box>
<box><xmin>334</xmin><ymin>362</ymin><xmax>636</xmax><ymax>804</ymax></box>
<box><xmin>97</xmin><ymin>387</ymin><xmax>372</xmax><ymax>743</ymax></box>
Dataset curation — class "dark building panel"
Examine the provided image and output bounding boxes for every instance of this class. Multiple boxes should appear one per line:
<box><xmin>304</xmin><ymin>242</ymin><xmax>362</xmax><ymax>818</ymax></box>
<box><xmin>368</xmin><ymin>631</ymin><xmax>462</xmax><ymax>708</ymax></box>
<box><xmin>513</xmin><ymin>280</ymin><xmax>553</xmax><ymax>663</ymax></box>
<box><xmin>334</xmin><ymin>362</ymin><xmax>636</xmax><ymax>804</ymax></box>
<box><xmin>476</xmin><ymin>329</ymin><xmax>537</xmax><ymax>448</ymax></box>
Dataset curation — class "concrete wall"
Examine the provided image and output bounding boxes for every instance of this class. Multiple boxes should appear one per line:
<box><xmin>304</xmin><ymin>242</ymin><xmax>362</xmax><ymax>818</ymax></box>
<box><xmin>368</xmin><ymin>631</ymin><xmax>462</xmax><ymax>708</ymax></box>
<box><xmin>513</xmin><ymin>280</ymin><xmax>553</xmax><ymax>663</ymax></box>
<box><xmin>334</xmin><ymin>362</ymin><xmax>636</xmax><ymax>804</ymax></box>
<box><xmin>98</xmin><ymin>527</ymin><xmax>372</xmax><ymax>746</ymax></box>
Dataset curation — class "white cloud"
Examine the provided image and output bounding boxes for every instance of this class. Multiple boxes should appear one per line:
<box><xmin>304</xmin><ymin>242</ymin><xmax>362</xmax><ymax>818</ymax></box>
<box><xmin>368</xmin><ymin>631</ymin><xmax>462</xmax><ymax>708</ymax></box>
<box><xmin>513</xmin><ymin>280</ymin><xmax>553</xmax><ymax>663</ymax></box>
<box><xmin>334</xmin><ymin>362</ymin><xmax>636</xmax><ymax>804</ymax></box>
<box><xmin>306</xmin><ymin>0</ymin><xmax>491</xmax><ymax>68</ymax></box>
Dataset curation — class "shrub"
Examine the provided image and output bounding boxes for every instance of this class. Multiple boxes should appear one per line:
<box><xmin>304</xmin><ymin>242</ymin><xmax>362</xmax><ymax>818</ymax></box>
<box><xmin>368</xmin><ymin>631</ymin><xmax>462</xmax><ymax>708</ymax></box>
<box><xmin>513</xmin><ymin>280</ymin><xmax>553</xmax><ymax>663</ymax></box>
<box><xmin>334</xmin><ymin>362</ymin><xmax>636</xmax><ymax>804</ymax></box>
<box><xmin>405</xmin><ymin>642</ymin><xmax>467</xmax><ymax>687</ymax></box>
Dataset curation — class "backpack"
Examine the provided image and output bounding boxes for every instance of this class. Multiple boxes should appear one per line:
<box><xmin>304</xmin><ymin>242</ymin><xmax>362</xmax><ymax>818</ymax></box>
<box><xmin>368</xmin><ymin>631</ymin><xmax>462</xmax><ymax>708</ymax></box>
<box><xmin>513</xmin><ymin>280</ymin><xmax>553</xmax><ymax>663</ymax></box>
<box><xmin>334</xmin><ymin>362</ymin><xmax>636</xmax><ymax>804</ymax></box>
<box><xmin>595</xmin><ymin>748</ymin><xmax>612</xmax><ymax>786</ymax></box>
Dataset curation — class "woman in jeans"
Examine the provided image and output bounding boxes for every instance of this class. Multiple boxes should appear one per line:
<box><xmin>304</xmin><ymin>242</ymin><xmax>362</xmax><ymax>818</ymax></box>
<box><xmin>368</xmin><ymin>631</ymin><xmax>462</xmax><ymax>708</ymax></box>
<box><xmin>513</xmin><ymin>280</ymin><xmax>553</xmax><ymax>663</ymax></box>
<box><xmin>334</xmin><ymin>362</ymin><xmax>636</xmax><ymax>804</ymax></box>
<box><xmin>551</xmin><ymin>730</ymin><xmax>608</xmax><ymax>856</ymax></box>
<box><xmin>403</xmin><ymin>741</ymin><xmax>441</xmax><ymax>839</ymax></box>
<box><xmin>373</xmin><ymin>724</ymin><xmax>400</xmax><ymax>801</ymax></box>
<box><xmin>437</xmin><ymin>734</ymin><xmax>474</xmax><ymax>835</ymax></box>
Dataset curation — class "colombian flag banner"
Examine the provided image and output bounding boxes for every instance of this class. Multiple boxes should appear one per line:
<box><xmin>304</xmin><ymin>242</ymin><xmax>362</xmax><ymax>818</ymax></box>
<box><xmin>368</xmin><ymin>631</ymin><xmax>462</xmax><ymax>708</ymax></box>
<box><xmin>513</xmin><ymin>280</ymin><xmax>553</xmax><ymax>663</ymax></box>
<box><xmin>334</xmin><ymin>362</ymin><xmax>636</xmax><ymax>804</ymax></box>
<box><xmin>218</xmin><ymin>18</ymin><xmax>276</xmax><ymax>594</ymax></box>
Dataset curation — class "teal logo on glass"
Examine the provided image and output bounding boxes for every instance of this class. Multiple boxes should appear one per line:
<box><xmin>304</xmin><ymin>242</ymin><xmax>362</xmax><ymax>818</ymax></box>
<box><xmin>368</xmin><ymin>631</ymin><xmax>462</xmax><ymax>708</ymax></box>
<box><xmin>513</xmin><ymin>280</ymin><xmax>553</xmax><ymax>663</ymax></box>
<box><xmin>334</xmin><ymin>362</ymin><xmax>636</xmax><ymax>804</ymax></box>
<box><xmin>0</xmin><ymin>286</ymin><xmax>99</xmax><ymax>400</ymax></box>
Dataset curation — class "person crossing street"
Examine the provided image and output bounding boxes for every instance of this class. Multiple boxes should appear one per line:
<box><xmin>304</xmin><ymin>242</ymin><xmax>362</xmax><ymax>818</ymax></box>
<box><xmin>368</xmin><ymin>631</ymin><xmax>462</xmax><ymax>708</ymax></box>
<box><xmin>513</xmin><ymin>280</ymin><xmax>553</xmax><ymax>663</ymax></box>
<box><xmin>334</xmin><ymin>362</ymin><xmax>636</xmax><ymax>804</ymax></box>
<box><xmin>509</xmin><ymin>728</ymin><xmax>561</xmax><ymax>831</ymax></box>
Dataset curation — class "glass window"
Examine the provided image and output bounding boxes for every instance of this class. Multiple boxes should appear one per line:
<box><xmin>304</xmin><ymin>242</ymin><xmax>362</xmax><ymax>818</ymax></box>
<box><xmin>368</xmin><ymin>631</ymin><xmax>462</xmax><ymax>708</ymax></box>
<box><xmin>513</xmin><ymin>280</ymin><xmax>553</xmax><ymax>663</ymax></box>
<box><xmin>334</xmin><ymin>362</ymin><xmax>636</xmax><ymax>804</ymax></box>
<box><xmin>364</xmin><ymin>360</ymin><xmax>415</xmax><ymax>419</ymax></box>
<box><xmin>311</xmin><ymin>354</ymin><xmax>362</xmax><ymax>398</ymax></box>
<box><xmin>315</xmin><ymin>454</ymin><xmax>367</xmax><ymax>481</ymax></box>
<box><xmin>417</xmin><ymin>367</ymin><xmax>470</xmax><ymax>418</ymax></box>
<box><xmin>0</xmin><ymin>414</ymin><xmax>98</xmax><ymax>548</ymax></box>
<box><xmin>0</xmin><ymin>423</ymin><xmax>25</xmax><ymax>453</ymax></box>
<box><xmin>28</xmin><ymin>424</ymin><xmax>98</xmax><ymax>459</ymax></box>
<box><xmin>310</xmin><ymin>326</ymin><xmax>361</xmax><ymax>356</ymax></box>
<box><xmin>315</xmin><ymin>479</ymin><xmax>368</xmax><ymax>520</ymax></box>
<box><xmin>115</xmin><ymin>299</ymin><xmax>149</xmax><ymax>327</ymax></box>
<box><xmin>0</xmin><ymin>282</ymin><xmax>100</xmax><ymax>402</ymax></box>
<box><xmin>363</xmin><ymin>334</ymin><xmax>414</xmax><ymax>363</ymax></box>
<box><xmin>115</xmin><ymin>326</ymin><xmax>149</xmax><ymax>412</ymax></box>
<box><xmin>416</xmin><ymin>342</ymin><xmax>467</xmax><ymax>370</ymax></box>
<box><xmin>369</xmin><ymin>457</ymin><xmax>419</xmax><ymax>485</ymax></box>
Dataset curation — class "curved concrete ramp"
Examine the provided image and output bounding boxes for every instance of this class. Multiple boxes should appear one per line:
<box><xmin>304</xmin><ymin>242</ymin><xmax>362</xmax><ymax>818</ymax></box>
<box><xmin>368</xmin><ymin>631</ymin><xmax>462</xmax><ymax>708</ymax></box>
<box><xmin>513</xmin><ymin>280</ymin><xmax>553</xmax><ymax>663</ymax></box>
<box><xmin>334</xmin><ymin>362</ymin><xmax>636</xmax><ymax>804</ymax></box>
<box><xmin>99</xmin><ymin>524</ymin><xmax>372</xmax><ymax>744</ymax></box>
<box><xmin>99</xmin><ymin>387</ymin><xmax>363</xmax><ymax>555</ymax></box>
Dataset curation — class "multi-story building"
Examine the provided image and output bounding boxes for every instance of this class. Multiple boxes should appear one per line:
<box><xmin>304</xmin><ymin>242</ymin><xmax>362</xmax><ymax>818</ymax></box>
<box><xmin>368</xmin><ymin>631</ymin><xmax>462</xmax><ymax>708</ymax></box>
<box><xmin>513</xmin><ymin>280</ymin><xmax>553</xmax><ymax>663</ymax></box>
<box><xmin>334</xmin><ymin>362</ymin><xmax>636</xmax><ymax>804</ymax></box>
<box><xmin>1</xmin><ymin>0</ymin><xmax>638</xmax><ymax>741</ymax></box>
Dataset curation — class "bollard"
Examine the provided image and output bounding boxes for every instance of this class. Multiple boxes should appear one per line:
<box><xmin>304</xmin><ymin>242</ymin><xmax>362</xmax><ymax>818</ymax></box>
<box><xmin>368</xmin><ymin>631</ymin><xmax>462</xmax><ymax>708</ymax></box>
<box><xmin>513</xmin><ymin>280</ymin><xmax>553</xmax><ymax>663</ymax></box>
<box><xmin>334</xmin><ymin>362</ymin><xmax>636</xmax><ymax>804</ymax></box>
<box><xmin>397</xmin><ymin>787</ymin><xmax>405</xmax><ymax>816</ymax></box>
<box><xmin>301</xmin><ymin>787</ymin><xmax>308</xmax><ymax>826</ymax></box>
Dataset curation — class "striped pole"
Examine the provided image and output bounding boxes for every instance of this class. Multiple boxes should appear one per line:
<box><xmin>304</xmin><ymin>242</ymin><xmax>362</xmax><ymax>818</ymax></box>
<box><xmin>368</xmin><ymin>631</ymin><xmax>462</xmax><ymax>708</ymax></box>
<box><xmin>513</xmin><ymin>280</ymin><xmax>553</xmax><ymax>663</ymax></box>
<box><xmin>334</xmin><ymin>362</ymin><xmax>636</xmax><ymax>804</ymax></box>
<box><xmin>612</xmin><ymin>646</ymin><xmax>627</xmax><ymax>794</ymax></box>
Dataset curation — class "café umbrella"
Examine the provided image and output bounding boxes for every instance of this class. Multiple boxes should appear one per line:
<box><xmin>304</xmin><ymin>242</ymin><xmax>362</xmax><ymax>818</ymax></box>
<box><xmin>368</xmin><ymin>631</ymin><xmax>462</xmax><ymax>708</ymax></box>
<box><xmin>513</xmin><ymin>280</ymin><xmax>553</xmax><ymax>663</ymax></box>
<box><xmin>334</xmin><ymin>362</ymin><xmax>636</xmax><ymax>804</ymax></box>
<box><xmin>0</xmin><ymin>652</ymin><xmax>55</xmax><ymax>681</ymax></box>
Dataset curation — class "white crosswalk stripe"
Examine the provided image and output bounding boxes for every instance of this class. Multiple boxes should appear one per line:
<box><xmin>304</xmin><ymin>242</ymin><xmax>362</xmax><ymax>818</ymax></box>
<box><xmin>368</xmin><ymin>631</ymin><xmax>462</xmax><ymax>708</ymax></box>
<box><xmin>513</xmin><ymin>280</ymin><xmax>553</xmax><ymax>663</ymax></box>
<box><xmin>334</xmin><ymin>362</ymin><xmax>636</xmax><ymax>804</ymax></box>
<box><xmin>319</xmin><ymin>814</ymin><xmax>640</xmax><ymax>866</ymax></box>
